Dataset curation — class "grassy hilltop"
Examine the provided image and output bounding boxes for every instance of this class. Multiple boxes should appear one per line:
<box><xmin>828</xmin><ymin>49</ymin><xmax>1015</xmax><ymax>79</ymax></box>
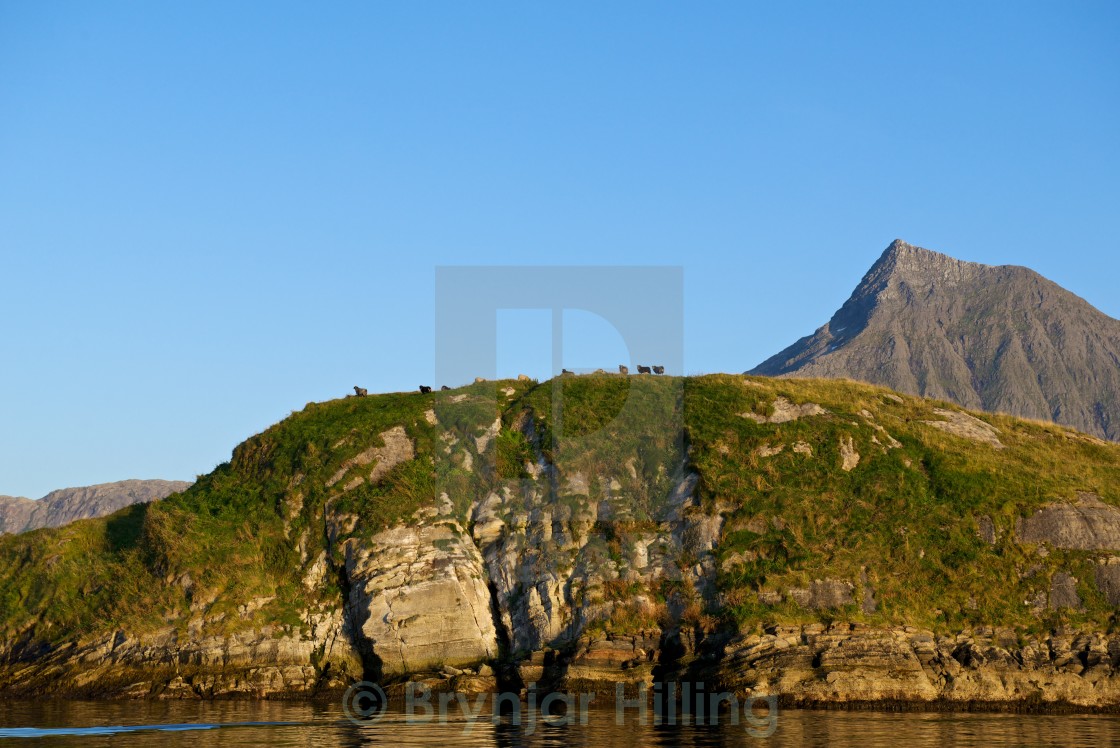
<box><xmin>2</xmin><ymin>373</ymin><xmax>1120</xmax><ymax>666</ymax></box>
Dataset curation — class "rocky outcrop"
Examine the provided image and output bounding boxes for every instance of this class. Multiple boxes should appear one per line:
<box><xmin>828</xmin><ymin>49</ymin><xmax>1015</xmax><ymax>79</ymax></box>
<box><xmin>720</xmin><ymin>624</ymin><xmax>1120</xmax><ymax>709</ymax></box>
<box><xmin>326</xmin><ymin>426</ymin><xmax>414</xmax><ymax>489</ymax></box>
<box><xmin>545</xmin><ymin>630</ymin><xmax>661</xmax><ymax>691</ymax></box>
<box><xmin>342</xmin><ymin>518</ymin><xmax>498</xmax><ymax>675</ymax></box>
<box><xmin>977</xmin><ymin>515</ymin><xmax>997</xmax><ymax>545</ymax></box>
<box><xmin>3</xmin><ymin>377</ymin><xmax>1120</xmax><ymax>711</ymax></box>
<box><xmin>1016</xmin><ymin>493</ymin><xmax>1120</xmax><ymax>550</ymax></box>
<box><xmin>1095</xmin><ymin>560</ymin><xmax>1120</xmax><ymax>605</ymax></box>
<box><xmin>787</xmin><ymin>579</ymin><xmax>856</xmax><ymax>610</ymax></box>
<box><xmin>1048</xmin><ymin>573</ymin><xmax>1082</xmax><ymax>610</ymax></box>
<box><xmin>838</xmin><ymin>435</ymin><xmax>860</xmax><ymax>471</ymax></box>
<box><xmin>922</xmin><ymin>409</ymin><xmax>1005</xmax><ymax>449</ymax></box>
<box><xmin>0</xmin><ymin>611</ymin><xmax>362</xmax><ymax>698</ymax></box>
<box><xmin>434</xmin><ymin>398</ymin><xmax>730</xmax><ymax>692</ymax></box>
<box><xmin>469</xmin><ymin>470</ymin><xmax>716</xmax><ymax>661</ymax></box>
<box><xmin>0</xmin><ymin>506</ymin><xmax>507</xmax><ymax>698</ymax></box>
<box><xmin>740</xmin><ymin>397</ymin><xmax>827</xmax><ymax>424</ymax></box>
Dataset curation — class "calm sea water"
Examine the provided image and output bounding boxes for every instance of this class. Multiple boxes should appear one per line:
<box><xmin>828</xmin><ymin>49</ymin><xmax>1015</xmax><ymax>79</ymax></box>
<box><xmin>0</xmin><ymin>700</ymin><xmax>1117</xmax><ymax>747</ymax></box>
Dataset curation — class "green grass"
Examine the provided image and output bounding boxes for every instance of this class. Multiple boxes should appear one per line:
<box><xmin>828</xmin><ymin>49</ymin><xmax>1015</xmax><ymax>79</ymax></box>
<box><xmin>684</xmin><ymin>374</ymin><xmax>1120</xmax><ymax>633</ymax></box>
<box><xmin>2</xmin><ymin>373</ymin><xmax>1119</xmax><ymax>651</ymax></box>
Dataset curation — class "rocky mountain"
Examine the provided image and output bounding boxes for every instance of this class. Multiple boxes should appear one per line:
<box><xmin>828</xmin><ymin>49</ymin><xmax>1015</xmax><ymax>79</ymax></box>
<box><xmin>2</xmin><ymin>375</ymin><xmax>1120</xmax><ymax>709</ymax></box>
<box><xmin>0</xmin><ymin>497</ymin><xmax>37</xmax><ymax>535</ymax></box>
<box><xmin>751</xmin><ymin>240</ymin><xmax>1120</xmax><ymax>441</ymax></box>
<box><xmin>0</xmin><ymin>480</ymin><xmax>191</xmax><ymax>534</ymax></box>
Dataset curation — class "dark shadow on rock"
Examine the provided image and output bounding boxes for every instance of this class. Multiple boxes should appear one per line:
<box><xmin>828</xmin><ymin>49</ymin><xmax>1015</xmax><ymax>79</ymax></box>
<box><xmin>335</xmin><ymin>562</ymin><xmax>384</xmax><ymax>684</ymax></box>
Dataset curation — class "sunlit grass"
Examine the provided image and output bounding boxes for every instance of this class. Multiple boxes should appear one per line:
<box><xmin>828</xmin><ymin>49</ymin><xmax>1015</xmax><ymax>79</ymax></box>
<box><xmin>1</xmin><ymin>372</ymin><xmax>1118</xmax><ymax>649</ymax></box>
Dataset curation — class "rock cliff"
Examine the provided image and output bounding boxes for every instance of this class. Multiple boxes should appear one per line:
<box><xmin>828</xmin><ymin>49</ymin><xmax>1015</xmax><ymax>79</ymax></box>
<box><xmin>3</xmin><ymin>375</ymin><xmax>1120</xmax><ymax>710</ymax></box>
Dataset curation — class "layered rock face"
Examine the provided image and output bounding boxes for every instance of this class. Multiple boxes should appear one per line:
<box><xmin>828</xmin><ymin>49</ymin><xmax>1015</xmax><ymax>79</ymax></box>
<box><xmin>0</xmin><ymin>612</ymin><xmax>360</xmax><ymax>698</ymax></box>
<box><xmin>3</xmin><ymin>376</ymin><xmax>1120</xmax><ymax>710</ymax></box>
<box><xmin>721</xmin><ymin>624</ymin><xmax>1120</xmax><ymax>708</ymax></box>
<box><xmin>751</xmin><ymin>240</ymin><xmax>1120</xmax><ymax>441</ymax></box>
<box><xmin>0</xmin><ymin>382</ymin><xmax>722</xmax><ymax>699</ymax></box>
<box><xmin>1016</xmin><ymin>493</ymin><xmax>1120</xmax><ymax>550</ymax></box>
<box><xmin>342</xmin><ymin>519</ymin><xmax>498</xmax><ymax>675</ymax></box>
<box><xmin>441</xmin><ymin>385</ymin><xmax>724</xmax><ymax>692</ymax></box>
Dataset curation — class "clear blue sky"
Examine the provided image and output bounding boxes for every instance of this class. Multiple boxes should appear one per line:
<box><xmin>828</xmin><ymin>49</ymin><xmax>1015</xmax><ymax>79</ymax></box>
<box><xmin>1</xmin><ymin>2</ymin><xmax>1117</xmax><ymax>498</ymax></box>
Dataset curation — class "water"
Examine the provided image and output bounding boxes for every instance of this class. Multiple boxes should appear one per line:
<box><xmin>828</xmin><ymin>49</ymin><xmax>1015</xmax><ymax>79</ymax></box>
<box><xmin>0</xmin><ymin>700</ymin><xmax>1116</xmax><ymax>747</ymax></box>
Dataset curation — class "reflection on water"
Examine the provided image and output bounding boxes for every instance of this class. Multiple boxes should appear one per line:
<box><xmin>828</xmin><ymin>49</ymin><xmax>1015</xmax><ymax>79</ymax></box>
<box><xmin>0</xmin><ymin>699</ymin><xmax>1117</xmax><ymax>747</ymax></box>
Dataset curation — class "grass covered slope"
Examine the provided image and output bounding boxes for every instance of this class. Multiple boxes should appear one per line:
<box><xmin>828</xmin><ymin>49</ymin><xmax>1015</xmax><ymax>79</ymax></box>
<box><xmin>0</xmin><ymin>387</ymin><xmax>450</xmax><ymax>648</ymax></box>
<box><xmin>686</xmin><ymin>376</ymin><xmax>1120</xmax><ymax>633</ymax></box>
<box><xmin>1</xmin><ymin>374</ymin><xmax>1119</xmax><ymax>679</ymax></box>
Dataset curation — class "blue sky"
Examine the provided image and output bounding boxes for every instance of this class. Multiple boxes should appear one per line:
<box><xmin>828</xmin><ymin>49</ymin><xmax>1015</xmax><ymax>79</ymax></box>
<box><xmin>1</xmin><ymin>2</ymin><xmax>1117</xmax><ymax>498</ymax></box>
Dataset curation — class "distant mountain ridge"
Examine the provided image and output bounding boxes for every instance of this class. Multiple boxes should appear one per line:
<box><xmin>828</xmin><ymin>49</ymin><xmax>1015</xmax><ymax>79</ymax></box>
<box><xmin>751</xmin><ymin>239</ymin><xmax>1120</xmax><ymax>440</ymax></box>
<box><xmin>0</xmin><ymin>480</ymin><xmax>191</xmax><ymax>534</ymax></box>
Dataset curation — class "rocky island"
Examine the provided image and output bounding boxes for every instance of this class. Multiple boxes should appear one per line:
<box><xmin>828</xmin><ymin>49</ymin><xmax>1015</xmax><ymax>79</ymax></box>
<box><xmin>2</xmin><ymin>374</ymin><xmax>1120</xmax><ymax>710</ymax></box>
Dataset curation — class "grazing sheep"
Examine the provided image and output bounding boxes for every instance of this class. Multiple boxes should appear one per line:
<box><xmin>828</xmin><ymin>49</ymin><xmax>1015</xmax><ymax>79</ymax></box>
<box><xmin>562</xmin><ymin>368</ymin><xmax>574</xmax><ymax>375</ymax></box>
<box><xmin>441</xmin><ymin>385</ymin><xmax>451</xmax><ymax>391</ymax></box>
<box><xmin>619</xmin><ymin>365</ymin><xmax>629</xmax><ymax>375</ymax></box>
<box><xmin>419</xmin><ymin>385</ymin><xmax>432</xmax><ymax>394</ymax></box>
<box><xmin>652</xmin><ymin>365</ymin><xmax>665</xmax><ymax>375</ymax></box>
<box><xmin>353</xmin><ymin>386</ymin><xmax>368</xmax><ymax>397</ymax></box>
<box><xmin>637</xmin><ymin>365</ymin><xmax>652</xmax><ymax>374</ymax></box>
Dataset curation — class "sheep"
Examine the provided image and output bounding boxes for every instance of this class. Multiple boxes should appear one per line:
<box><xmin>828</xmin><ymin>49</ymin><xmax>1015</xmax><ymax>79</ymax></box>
<box><xmin>619</xmin><ymin>365</ymin><xmax>629</xmax><ymax>375</ymax></box>
<box><xmin>419</xmin><ymin>385</ymin><xmax>432</xmax><ymax>394</ymax></box>
<box><xmin>652</xmin><ymin>366</ymin><xmax>665</xmax><ymax>375</ymax></box>
<box><xmin>562</xmin><ymin>368</ymin><xmax>574</xmax><ymax>375</ymax></box>
<box><xmin>637</xmin><ymin>365</ymin><xmax>652</xmax><ymax>374</ymax></box>
<box><xmin>441</xmin><ymin>385</ymin><xmax>451</xmax><ymax>391</ymax></box>
<box><xmin>353</xmin><ymin>386</ymin><xmax>368</xmax><ymax>397</ymax></box>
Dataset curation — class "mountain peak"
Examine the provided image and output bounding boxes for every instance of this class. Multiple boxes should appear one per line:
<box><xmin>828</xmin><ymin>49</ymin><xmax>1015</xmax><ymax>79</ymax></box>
<box><xmin>814</xmin><ymin>240</ymin><xmax>979</xmax><ymax>344</ymax></box>
<box><xmin>868</xmin><ymin>239</ymin><xmax>984</xmax><ymax>287</ymax></box>
<box><xmin>880</xmin><ymin>238</ymin><xmax>945</xmax><ymax>264</ymax></box>
<box><xmin>750</xmin><ymin>240</ymin><xmax>1120</xmax><ymax>441</ymax></box>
